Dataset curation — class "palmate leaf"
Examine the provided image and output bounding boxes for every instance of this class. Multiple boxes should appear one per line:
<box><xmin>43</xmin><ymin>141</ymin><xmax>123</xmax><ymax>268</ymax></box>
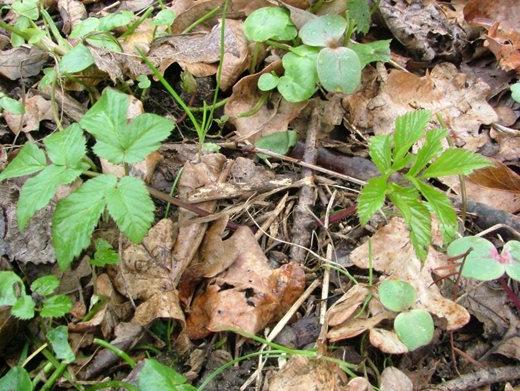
<box><xmin>422</xmin><ymin>148</ymin><xmax>491</xmax><ymax>178</ymax></box>
<box><xmin>407</xmin><ymin>128</ymin><xmax>447</xmax><ymax>177</ymax></box>
<box><xmin>393</xmin><ymin>109</ymin><xmax>431</xmax><ymax>169</ymax></box>
<box><xmin>106</xmin><ymin>176</ymin><xmax>154</xmax><ymax>243</ymax></box>
<box><xmin>357</xmin><ymin>176</ymin><xmax>387</xmax><ymax>224</ymax></box>
<box><xmin>0</xmin><ymin>143</ymin><xmax>46</xmax><ymax>181</ymax></box>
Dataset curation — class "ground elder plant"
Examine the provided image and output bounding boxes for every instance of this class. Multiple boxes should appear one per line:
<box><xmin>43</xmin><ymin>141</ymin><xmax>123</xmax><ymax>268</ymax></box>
<box><xmin>0</xmin><ymin>87</ymin><xmax>174</xmax><ymax>271</ymax></box>
<box><xmin>243</xmin><ymin>6</ymin><xmax>390</xmax><ymax>102</ymax></box>
<box><xmin>357</xmin><ymin>109</ymin><xmax>492</xmax><ymax>260</ymax></box>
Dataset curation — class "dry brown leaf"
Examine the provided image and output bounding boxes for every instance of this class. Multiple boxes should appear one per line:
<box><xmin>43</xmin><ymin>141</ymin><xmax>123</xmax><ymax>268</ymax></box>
<box><xmin>185</xmin><ymin>218</ymin><xmax>305</xmax><ymax>339</ymax></box>
<box><xmin>120</xmin><ymin>19</ymin><xmax>155</xmax><ymax>54</ymax></box>
<box><xmin>380</xmin><ymin>366</ymin><xmax>414</xmax><ymax>391</ymax></box>
<box><xmin>132</xmin><ymin>290</ymin><xmax>185</xmax><ymax>326</ymax></box>
<box><xmin>494</xmin><ymin>336</ymin><xmax>520</xmax><ymax>360</ymax></box>
<box><xmin>0</xmin><ymin>47</ymin><xmax>47</xmax><ymax>80</ymax></box>
<box><xmin>350</xmin><ymin>218</ymin><xmax>470</xmax><ymax>331</ymax></box>
<box><xmin>343</xmin><ymin>64</ymin><xmax>498</xmax><ymax>150</ymax></box>
<box><xmin>469</xmin><ymin>161</ymin><xmax>520</xmax><ymax>192</ymax></box>
<box><xmin>148</xmin><ymin>19</ymin><xmax>249</xmax><ymax>90</ymax></box>
<box><xmin>327</xmin><ymin>313</ymin><xmax>390</xmax><ymax>342</ymax></box>
<box><xmin>88</xmin><ymin>46</ymin><xmax>125</xmax><ymax>83</ymax></box>
<box><xmin>486</xmin><ymin>26</ymin><xmax>520</xmax><ymax>73</ymax></box>
<box><xmin>464</xmin><ymin>0</ymin><xmax>520</xmax><ymax>33</ymax></box>
<box><xmin>57</xmin><ymin>0</ymin><xmax>86</xmax><ymax>34</ymax></box>
<box><xmin>327</xmin><ymin>284</ymin><xmax>370</xmax><ymax>327</ymax></box>
<box><xmin>4</xmin><ymin>95</ymin><xmax>53</xmax><ymax>134</ymax></box>
<box><xmin>368</xmin><ymin>328</ymin><xmax>409</xmax><ymax>354</ymax></box>
<box><xmin>225</xmin><ymin>61</ymin><xmax>307</xmax><ymax>142</ymax></box>
<box><xmin>268</xmin><ymin>356</ymin><xmax>349</xmax><ymax>391</ymax></box>
<box><xmin>346</xmin><ymin>377</ymin><xmax>372</xmax><ymax>391</ymax></box>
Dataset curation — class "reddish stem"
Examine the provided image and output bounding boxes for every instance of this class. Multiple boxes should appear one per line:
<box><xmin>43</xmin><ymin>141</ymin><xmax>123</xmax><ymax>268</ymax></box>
<box><xmin>498</xmin><ymin>277</ymin><xmax>520</xmax><ymax>311</ymax></box>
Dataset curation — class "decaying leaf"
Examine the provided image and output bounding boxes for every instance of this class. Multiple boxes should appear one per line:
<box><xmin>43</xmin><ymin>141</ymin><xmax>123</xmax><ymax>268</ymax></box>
<box><xmin>0</xmin><ymin>47</ymin><xmax>48</xmax><ymax>80</ymax></box>
<box><xmin>494</xmin><ymin>336</ymin><xmax>520</xmax><ymax>361</ymax></box>
<box><xmin>369</xmin><ymin>328</ymin><xmax>408</xmax><ymax>354</ymax></box>
<box><xmin>469</xmin><ymin>160</ymin><xmax>520</xmax><ymax>192</ymax></box>
<box><xmin>148</xmin><ymin>19</ymin><xmax>249</xmax><ymax>90</ymax></box>
<box><xmin>327</xmin><ymin>284</ymin><xmax>370</xmax><ymax>327</ymax></box>
<box><xmin>58</xmin><ymin>0</ymin><xmax>87</xmax><ymax>34</ymax></box>
<box><xmin>186</xmin><ymin>217</ymin><xmax>305</xmax><ymax>339</ymax></box>
<box><xmin>225</xmin><ymin>61</ymin><xmax>307</xmax><ymax>142</ymax></box>
<box><xmin>4</xmin><ymin>95</ymin><xmax>53</xmax><ymax>134</ymax></box>
<box><xmin>343</xmin><ymin>64</ymin><xmax>498</xmax><ymax>150</ymax></box>
<box><xmin>380</xmin><ymin>366</ymin><xmax>414</xmax><ymax>391</ymax></box>
<box><xmin>268</xmin><ymin>356</ymin><xmax>349</xmax><ymax>391</ymax></box>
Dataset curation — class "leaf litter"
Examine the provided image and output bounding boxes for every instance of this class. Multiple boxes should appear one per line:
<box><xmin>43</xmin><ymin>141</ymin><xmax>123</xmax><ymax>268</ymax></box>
<box><xmin>1</xmin><ymin>0</ymin><xmax>520</xmax><ymax>390</ymax></box>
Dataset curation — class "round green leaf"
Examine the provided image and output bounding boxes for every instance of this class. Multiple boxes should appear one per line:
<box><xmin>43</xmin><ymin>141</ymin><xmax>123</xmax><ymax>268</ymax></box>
<box><xmin>503</xmin><ymin>241</ymin><xmax>520</xmax><ymax>282</ymax></box>
<box><xmin>299</xmin><ymin>14</ymin><xmax>347</xmax><ymax>47</ymax></box>
<box><xmin>511</xmin><ymin>82</ymin><xmax>520</xmax><ymax>103</ymax></box>
<box><xmin>243</xmin><ymin>7</ymin><xmax>297</xmax><ymax>42</ymax></box>
<box><xmin>277</xmin><ymin>51</ymin><xmax>318</xmax><ymax>102</ymax></box>
<box><xmin>447</xmin><ymin>236</ymin><xmax>505</xmax><ymax>281</ymax></box>
<box><xmin>0</xmin><ymin>366</ymin><xmax>32</xmax><ymax>391</ymax></box>
<box><xmin>378</xmin><ymin>279</ymin><xmax>416</xmax><ymax>312</ymax></box>
<box><xmin>258</xmin><ymin>73</ymin><xmax>279</xmax><ymax>91</ymax></box>
<box><xmin>31</xmin><ymin>275</ymin><xmax>59</xmax><ymax>296</ymax></box>
<box><xmin>394</xmin><ymin>309</ymin><xmax>434</xmax><ymax>351</ymax></box>
<box><xmin>317</xmin><ymin>47</ymin><xmax>361</xmax><ymax>94</ymax></box>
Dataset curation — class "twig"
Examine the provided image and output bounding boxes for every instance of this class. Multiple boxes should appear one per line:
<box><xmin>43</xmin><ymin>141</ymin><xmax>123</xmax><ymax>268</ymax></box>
<box><xmin>425</xmin><ymin>365</ymin><xmax>520</xmax><ymax>390</ymax></box>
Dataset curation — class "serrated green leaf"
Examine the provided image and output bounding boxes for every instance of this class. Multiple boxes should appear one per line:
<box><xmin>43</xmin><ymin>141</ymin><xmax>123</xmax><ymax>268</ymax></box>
<box><xmin>90</xmin><ymin>239</ymin><xmax>119</xmax><ymax>267</ymax></box>
<box><xmin>422</xmin><ymin>149</ymin><xmax>491</xmax><ymax>178</ymax></box>
<box><xmin>0</xmin><ymin>143</ymin><xmax>46</xmax><ymax>181</ymax></box>
<box><xmin>511</xmin><ymin>82</ymin><xmax>520</xmax><ymax>103</ymax></box>
<box><xmin>17</xmin><ymin>165</ymin><xmax>83</xmax><ymax>231</ymax></box>
<box><xmin>43</xmin><ymin>124</ymin><xmax>87</xmax><ymax>168</ymax></box>
<box><xmin>388</xmin><ymin>184</ymin><xmax>431</xmax><ymax>260</ymax></box>
<box><xmin>106</xmin><ymin>176</ymin><xmax>154</xmax><ymax>243</ymax></box>
<box><xmin>0</xmin><ymin>366</ymin><xmax>33</xmax><ymax>391</ymax></box>
<box><xmin>394</xmin><ymin>309</ymin><xmax>434</xmax><ymax>351</ymax></box>
<box><xmin>407</xmin><ymin>128</ymin><xmax>447</xmax><ymax>177</ymax></box>
<box><xmin>317</xmin><ymin>47</ymin><xmax>361</xmax><ymax>94</ymax></box>
<box><xmin>357</xmin><ymin>176</ymin><xmax>387</xmax><ymax>224</ymax></box>
<box><xmin>70</xmin><ymin>17</ymin><xmax>101</xmax><ymax>38</ymax></box>
<box><xmin>11</xmin><ymin>295</ymin><xmax>35</xmax><ymax>320</ymax></box>
<box><xmin>86</xmin><ymin>32</ymin><xmax>122</xmax><ymax>53</ymax></box>
<box><xmin>99</xmin><ymin>11</ymin><xmax>134</xmax><ymax>31</ymax></box>
<box><xmin>153</xmin><ymin>9</ymin><xmax>176</xmax><ymax>26</ymax></box>
<box><xmin>255</xmin><ymin>130</ymin><xmax>298</xmax><ymax>159</ymax></box>
<box><xmin>258</xmin><ymin>73</ymin><xmax>279</xmax><ymax>91</ymax></box>
<box><xmin>31</xmin><ymin>275</ymin><xmax>60</xmax><ymax>296</ymax></box>
<box><xmin>368</xmin><ymin>135</ymin><xmax>392</xmax><ymax>173</ymax></box>
<box><xmin>243</xmin><ymin>7</ymin><xmax>297</xmax><ymax>42</ymax></box>
<box><xmin>299</xmin><ymin>15</ymin><xmax>347</xmax><ymax>47</ymax></box>
<box><xmin>59</xmin><ymin>44</ymin><xmax>95</xmax><ymax>74</ymax></box>
<box><xmin>351</xmin><ymin>40</ymin><xmax>391</xmax><ymax>67</ymax></box>
<box><xmin>378</xmin><ymin>279</ymin><xmax>416</xmax><ymax>312</ymax></box>
<box><xmin>413</xmin><ymin>180</ymin><xmax>457</xmax><ymax>243</ymax></box>
<box><xmin>138</xmin><ymin>359</ymin><xmax>194</xmax><ymax>391</ymax></box>
<box><xmin>393</xmin><ymin>110</ymin><xmax>431</xmax><ymax>168</ymax></box>
<box><xmin>47</xmin><ymin>326</ymin><xmax>75</xmax><ymax>363</ymax></box>
<box><xmin>52</xmin><ymin>174</ymin><xmax>117</xmax><ymax>270</ymax></box>
<box><xmin>0</xmin><ymin>96</ymin><xmax>24</xmax><ymax>114</ymax></box>
<box><xmin>347</xmin><ymin>0</ymin><xmax>371</xmax><ymax>34</ymax></box>
<box><xmin>0</xmin><ymin>271</ymin><xmax>25</xmax><ymax>307</ymax></box>
<box><xmin>40</xmin><ymin>294</ymin><xmax>73</xmax><ymax>318</ymax></box>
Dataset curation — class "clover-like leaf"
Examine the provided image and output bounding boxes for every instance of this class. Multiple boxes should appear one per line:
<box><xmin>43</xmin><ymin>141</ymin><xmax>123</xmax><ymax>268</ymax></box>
<box><xmin>447</xmin><ymin>236</ymin><xmax>504</xmax><ymax>281</ymax></box>
<box><xmin>379</xmin><ymin>279</ymin><xmax>416</xmax><ymax>312</ymax></box>
<box><xmin>317</xmin><ymin>47</ymin><xmax>361</xmax><ymax>94</ymax></box>
<box><xmin>499</xmin><ymin>241</ymin><xmax>520</xmax><ymax>282</ymax></box>
<box><xmin>394</xmin><ymin>309</ymin><xmax>434</xmax><ymax>351</ymax></box>
<box><xmin>299</xmin><ymin>15</ymin><xmax>347</xmax><ymax>47</ymax></box>
<box><xmin>47</xmin><ymin>326</ymin><xmax>75</xmax><ymax>364</ymax></box>
<box><xmin>258</xmin><ymin>73</ymin><xmax>279</xmax><ymax>91</ymax></box>
<box><xmin>243</xmin><ymin>7</ymin><xmax>297</xmax><ymax>42</ymax></box>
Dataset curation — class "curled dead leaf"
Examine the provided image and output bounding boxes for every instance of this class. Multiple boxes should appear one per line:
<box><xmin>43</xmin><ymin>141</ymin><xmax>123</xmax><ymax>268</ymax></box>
<box><xmin>327</xmin><ymin>284</ymin><xmax>370</xmax><ymax>327</ymax></box>
<box><xmin>0</xmin><ymin>47</ymin><xmax>48</xmax><ymax>80</ymax></box>
<box><xmin>58</xmin><ymin>0</ymin><xmax>87</xmax><ymax>34</ymax></box>
<box><xmin>4</xmin><ymin>95</ymin><xmax>53</xmax><ymax>134</ymax></box>
<box><xmin>132</xmin><ymin>290</ymin><xmax>185</xmax><ymax>326</ymax></box>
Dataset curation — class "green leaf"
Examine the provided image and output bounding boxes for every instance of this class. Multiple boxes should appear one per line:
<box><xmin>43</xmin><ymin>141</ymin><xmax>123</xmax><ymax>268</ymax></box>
<box><xmin>510</xmin><ymin>82</ymin><xmax>520</xmax><ymax>103</ymax></box>
<box><xmin>38</xmin><ymin>67</ymin><xmax>57</xmax><ymax>91</ymax></box>
<box><xmin>504</xmin><ymin>241</ymin><xmax>520</xmax><ymax>282</ymax></box>
<box><xmin>351</xmin><ymin>40</ymin><xmax>391</xmax><ymax>67</ymax></box>
<box><xmin>388</xmin><ymin>184</ymin><xmax>431</xmax><ymax>261</ymax></box>
<box><xmin>317</xmin><ymin>47</ymin><xmax>361</xmax><ymax>94</ymax></box>
<box><xmin>407</xmin><ymin>128</ymin><xmax>447</xmax><ymax>177</ymax></box>
<box><xmin>243</xmin><ymin>7</ymin><xmax>297</xmax><ymax>42</ymax></box>
<box><xmin>40</xmin><ymin>294</ymin><xmax>73</xmax><ymax>318</ymax></box>
<box><xmin>393</xmin><ymin>110</ymin><xmax>431</xmax><ymax>168</ymax></box>
<box><xmin>43</xmin><ymin>124</ymin><xmax>87</xmax><ymax>168</ymax></box>
<box><xmin>11</xmin><ymin>16</ymin><xmax>30</xmax><ymax>47</ymax></box>
<box><xmin>70</xmin><ymin>17</ymin><xmax>101</xmax><ymax>38</ymax></box>
<box><xmin>86</xmin><ymin>33</ymin><xmax>122</xmax><ymax>53</ymax></box>
<box><xmin>368</xmin><ymin>135</ymin><xmax>392</xmax><ymax>173</ymax></box>
<box><xmin>378</xmin><ymin>279</ymin><xmax>416</xmax><ymax>312</ymax></box>
<box><xmin>59</xmin><ymin>44</ymin><xmax>95</xmax><ymax>74</ymax></box>
<box><xmin>394</xmin><ymin>309</ymin><xmax>434</xmax><ymax>351</ymax></box>
<box><xmin>258</xmin><ymin>73</ymin><xmax>279</xmax><ymax>91</ymax></box>
<box><xmin>90</xmin><ymin>239</ymin><xmax>119</xmax><ymax>267</ymax></box>
<box><xmin>17</xmin><ymin>164</ymin><xmax>83</xmax><ymax>231</ymax></box>
<box><xmin>52</xmin><ymin>174</ymin><xmax>117</xmax><ymax>270</ymax></box>
<box><xmin>0</xmin><ymin>366</ymin><xmax>33</xmax><ymax>391</ymax></box>
<box><xmin>11</xmin><ymin>295</ymin><xmax>35</xmax><ymax>320</ymax></box>
<box><xmin>99</xmin><ymin>11</ymin><xmax>134</xmax><ymax>31</ymax></box>
<box><xmin>0</xmin><ymin>271</ymin><xmax>25</xmax><ymax>307</ymax></box>
<box><xmin>422</xmin><ymin>149</ymin><xmax>491</xmax><ymax>178</ymax></box>
<box><xmin>413</xmin><ymin>180</ymin><xmax>457</xmax><ymax>243</ymax></box>
<box><xmin>106</xmin><ymin>176</ymin><xmax>154</xmax><ymax>243</ymax></box>
<box><xmin>138</xmin><ymin>359</ymin><xmax>195</xmax><ymax>391</ymax></box>
<box><xmin>31</xmin><ymin>275</ymin><xmax>60</xmax><ymax>296</ymax></box>
<box><xmin>299</xmin><ymin>15</ymin><xmax>347</xmax><ymax>47</ymax></box>
<box><xmin>0</xmin><ymin>143</ymin><xmax>46</xmax><ymax>181</ymax></box>
<box><xmin>47</xmin><ymin>326</ymin><xmax>75</xmax><ymax>363</ymax></box>
<box><xmin>80</xmin><ymin>88</ymin><xmax>127</xmax><ymax>141</ymax></box>
<box><xmin>347</xmin><ymin>0</ymin><xmax>371</xmax><ymax>34</ymax></box>
<box><xmin>12</xmin><ymin>0</ymin><xmax>39</xmax><ymax>20</ymax></box>
<box><xmin>137</xmin><ymin>75</ymin><xmax>151</xmax><ymax>89</ymax></box>
<box><xmin>153</xmin><ymin>9</ymin><xmax>176</xmax><ymax>26</ymax></box>
<box><xmin>278</xmin><ymin>50</ymin><xmax>318</xmax><ymax>102</ymax></box>
<box><xmin>447</xmin><ymin>236</ymin><xmax>504</xmax><ymax>281</ymax></box>
<box><xmin>0</xmin><ymin>96</ymin><xmax>24</xmax><ymax>114</ymax></box>
<box><xmin>255</xmin><ymin>130</ymin><xmax>298</xmax><ymax>159</ymax></box>
<box><xmin>357</xmin><ymin>176</ymin><xmax>387</xmax><ymax>224</ymax></box>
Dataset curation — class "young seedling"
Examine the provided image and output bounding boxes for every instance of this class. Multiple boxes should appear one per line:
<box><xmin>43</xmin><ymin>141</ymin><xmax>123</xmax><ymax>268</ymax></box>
<box><xmin>357</xmin><ymin>109</ymin><xmax>492</xmax><ymax>260</ymax></box>
<box><xmin>378</xmin><ymin>279</ymin><xmax>434</xmax><ymax>351</ymax></box>
<box><xmin>243</xmin><ymin>5</ymin><xmax>390</xmax><ymax>102</ymax></box>
<box><xmin>447</xmin><ymin>236</ymin><xmax>520</xmax><ymax>282</ymax></box>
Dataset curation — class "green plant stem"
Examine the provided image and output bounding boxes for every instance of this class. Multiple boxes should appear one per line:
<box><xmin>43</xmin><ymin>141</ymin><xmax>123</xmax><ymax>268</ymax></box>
<box><xmin>182</xmin><ymin>6</ymin><xmax>221</xmax><ymax>34</ymax></box>
<box><xmin>121</xmin><ymin>6</ymin><xmax>154</xmax><ymax>39</ymax></box>
<box><xmin>93</xmin><ymin>338</ymin><xmax>137</xmax><ymax>368</ymax></box>
<box><xmin>238</xmin><ymin>93</ymin><xmax>268</xmax><ymax>117</ymax></box>
<box><xmin>164</xmin><ymin>167</ymin><xmax>183</xmax><ymax>218</ymax></box>
<box><xmin>0</xmin><ymin>21</ymin><xmax>65</xmax><ymax>55</ymax></box>
<box><xmin>40</xmin><ymin>362</ymin><xmax>67</xmax><ymax>391</ymax></box>
<box><xmin>265</xmin><ymin>39</ymin><xmax>296</xmax><ymax>52</ymax></box>
<box><xmin>22</xmin><ymin>343</ymin><xmax>48</xmax><ymax>368</ymax></box>
<box><xmin>87</xmin><ymin>381</ymin><xmax>139</xmax><ymax>391</ymax></box>
<box><xmin>188</xmin><ymin>98</ymin><xmax>228</xmax><ymax>112</ymax></box>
